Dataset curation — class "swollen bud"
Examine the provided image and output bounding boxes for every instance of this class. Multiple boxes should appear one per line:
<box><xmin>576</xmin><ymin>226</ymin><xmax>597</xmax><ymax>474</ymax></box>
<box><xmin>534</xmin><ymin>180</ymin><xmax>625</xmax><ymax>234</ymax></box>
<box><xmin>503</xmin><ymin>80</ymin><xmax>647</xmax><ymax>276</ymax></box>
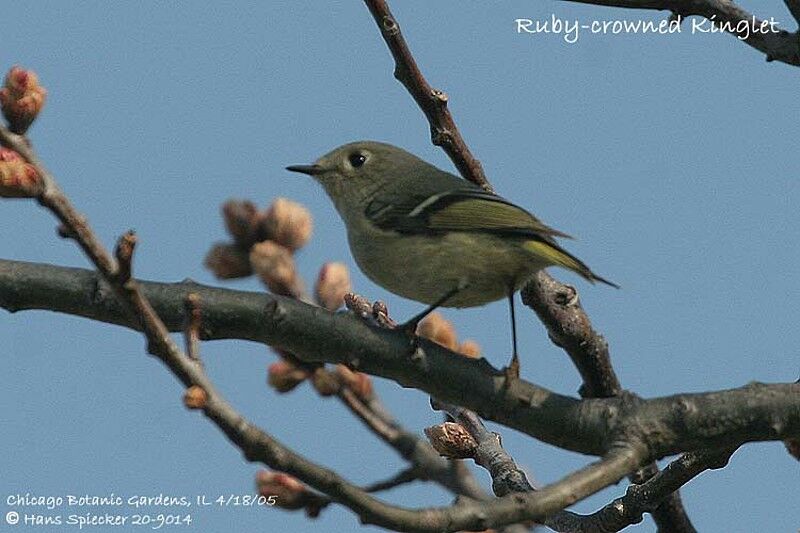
<box><xmin>0</xmin><ymin>66</ymin><xmax>47</xmax><ymax>134</ymax></box>
<box><xmin>249</xmin><ymin>241</ymin><xmax>304</xmax><ymax>297</ymax></box>
<box><xmin>424</xmin><ymin>422</ymin><xmax>477</xmax><ymax>459</ymax></box>
<box><xmin>0</xmin><ymin>148</ymin><xmax>42</xmax><ymax>198</ymax></box>
<box><xmin>458</xmin><ymin>340</ymin><xmax>482</xmax><ymax>359</ymax></box>
<box><xmin>222</xmin><ymin>199</ymin><xmax>259</xmax><ymax>249</ymax></box>
<box><xmin>257</xmin><ymin>198</ymin><xmax>313</xmax><ymax>251</ymax></box>
<box><xmin>255</xmin><ymin>471</ymin><xmax>307</xmax><ymax>510</ymax></box>
<box><xmin>267</xmin><ymin>360</ymin><xmax>309</xmax><ymax>393</ymax></box>
<box><xmin>335</xmin><ymin>364</ymin><xmax>373</xmax><ymax>400</ymax></box>
<box><xmin>204</xmin><ymin>242</ymin><xmax>252</xmax><ymax>279</ymax></box>
<box><xmin>315</xmin><ymin>262</ymin><xmax>351</xmax><ymax>311</ymax></box>
<box><xmin>183</xmin><ymin>385</ymin><xmax>207</xmax><ymax>410</ymax></box>
<box><xmin>310</xmin><ymin>368</ymin><xmax>340</xmax><ymax>397</ymax></box>
<box><xmin>417</xmin><ymin>312</ymin><xmax>458</xmax><ymax>351</ymax></box>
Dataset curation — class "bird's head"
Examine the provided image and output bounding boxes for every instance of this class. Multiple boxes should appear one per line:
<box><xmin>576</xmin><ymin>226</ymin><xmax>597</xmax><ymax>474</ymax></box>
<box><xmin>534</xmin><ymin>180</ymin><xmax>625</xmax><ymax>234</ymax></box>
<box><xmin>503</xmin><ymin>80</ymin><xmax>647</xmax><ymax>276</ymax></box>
<box><xmin>287</xmin><ymin>141</ymin><xmax>427</xmax><ymax>212</ymax></box>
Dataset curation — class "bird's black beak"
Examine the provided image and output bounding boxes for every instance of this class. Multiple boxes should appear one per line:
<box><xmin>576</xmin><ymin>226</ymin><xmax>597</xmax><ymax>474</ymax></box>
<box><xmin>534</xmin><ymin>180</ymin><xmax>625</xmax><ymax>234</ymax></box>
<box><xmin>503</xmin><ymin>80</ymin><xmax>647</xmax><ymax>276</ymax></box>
<box><xmin>286</xmin><ymin>164</ymin><xmax>323</xmax><ymax>176</ymax></box>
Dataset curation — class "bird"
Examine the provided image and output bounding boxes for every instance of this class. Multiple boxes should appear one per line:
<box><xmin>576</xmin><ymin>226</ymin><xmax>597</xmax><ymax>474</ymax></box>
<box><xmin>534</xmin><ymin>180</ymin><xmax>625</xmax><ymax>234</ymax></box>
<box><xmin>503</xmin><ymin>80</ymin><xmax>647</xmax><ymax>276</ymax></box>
<box><xmin>287</xmin><ymin>141</ymin><xmax>616</xmax><ymax>377</ymax></box>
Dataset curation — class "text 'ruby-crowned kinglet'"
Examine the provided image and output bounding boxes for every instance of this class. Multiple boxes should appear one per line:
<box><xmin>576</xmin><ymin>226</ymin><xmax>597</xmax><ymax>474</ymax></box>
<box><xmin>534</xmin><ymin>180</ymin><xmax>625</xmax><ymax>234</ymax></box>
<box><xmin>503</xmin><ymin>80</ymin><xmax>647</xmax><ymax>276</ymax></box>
<box><xmin>288</xmin><ymin>141</ymin><xmax>616</xmax><ymax>376</ymax></box>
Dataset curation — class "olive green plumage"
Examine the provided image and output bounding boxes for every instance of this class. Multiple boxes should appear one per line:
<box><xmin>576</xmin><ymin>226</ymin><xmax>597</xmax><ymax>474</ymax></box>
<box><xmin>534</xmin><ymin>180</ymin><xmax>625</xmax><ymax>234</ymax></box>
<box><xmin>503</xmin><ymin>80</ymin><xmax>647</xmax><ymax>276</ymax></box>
<box><xmin>287</xmin><ymin>141</ymin><xmax>615</xmax><ymax>308</ymax></box>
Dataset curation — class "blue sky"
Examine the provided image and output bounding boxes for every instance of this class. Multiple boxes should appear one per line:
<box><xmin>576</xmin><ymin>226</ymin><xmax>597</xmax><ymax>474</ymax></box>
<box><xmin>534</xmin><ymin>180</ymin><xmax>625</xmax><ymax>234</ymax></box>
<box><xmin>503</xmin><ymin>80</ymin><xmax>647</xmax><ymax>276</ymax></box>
<box><xmin>2</xmin><ymin>2</ymin><xmax>798</xmax><ymax>532</ymax></box>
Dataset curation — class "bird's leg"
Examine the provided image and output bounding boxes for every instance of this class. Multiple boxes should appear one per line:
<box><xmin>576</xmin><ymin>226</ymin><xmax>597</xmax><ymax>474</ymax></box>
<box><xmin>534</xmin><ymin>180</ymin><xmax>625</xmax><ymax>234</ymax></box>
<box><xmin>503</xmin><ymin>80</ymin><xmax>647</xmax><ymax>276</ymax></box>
<box><xmin>503</xmin><ymin>288</ymin><xmax>520</xmax><ymax>384</ymax></box>
<box><xmin>398</xmin><ymin>279</ymin><xmax>468</xmax><ymax>338</ymax></box>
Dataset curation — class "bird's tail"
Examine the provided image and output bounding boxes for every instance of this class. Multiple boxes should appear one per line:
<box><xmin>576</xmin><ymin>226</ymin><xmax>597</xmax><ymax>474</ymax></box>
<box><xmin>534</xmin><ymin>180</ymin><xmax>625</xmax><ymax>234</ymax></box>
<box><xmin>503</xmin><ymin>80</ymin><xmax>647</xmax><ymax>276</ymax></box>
<box><xmin>524</xmin><ymin>240</ymin><xmax>619</xmax><ymax>288</ymax></box>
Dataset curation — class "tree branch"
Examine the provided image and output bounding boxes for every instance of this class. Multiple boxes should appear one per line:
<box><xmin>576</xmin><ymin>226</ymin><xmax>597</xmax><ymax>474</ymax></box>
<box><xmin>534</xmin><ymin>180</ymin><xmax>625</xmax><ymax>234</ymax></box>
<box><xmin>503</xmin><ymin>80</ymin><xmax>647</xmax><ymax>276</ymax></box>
<box><xmin>337</xmin><ymin>385</ymin><xmax>488</xmax><ymax>500</ymax></box>
<box><xmin>429</xmin><ymin>401</ymin><xmax>584</xmax><ymax>531</ymax></box>
<box><xmin>521</xmin><ymin>272</ymin><xmax>621</xmax><ymax>399</ymax></box>
<box><xmin>785</xmin><ymin>0</ymin><xmax>800</xmax><ymax>27</ymax></box>
<box><xmin>560</xmin><ymin>0</ymin><xmax>800</xmax><ymax>66</ymax></box>
<box><xmin>432</xmin><ymin>402</ymin><xmax>738</xmax><ymax>533</ymax></box>
<box><xmin>559</xmin><ymin>446</ymin><xmax>737</xmax><ymax>533</ymax></box>
<box><xmin>2</xmin><ymin>259</ymin><xmax>799</xmax><ymax>459</ymax></box>
<box><xmin>521</xmin><ymin>273</ymin><xmax>698</xmax><ymax>531</ymax></box>
<box><xmin>362</xmin><ymin>0</ymin><xmax>492</xmax><ymax>190</ymax></box>
<box><xmin>0</xmin><ymin>261</ymin><xmax>606</xmax><ymax>454</ymax></box>
<box><xmin>432</xmin><ymin>400</ymin><xmax>534</xmax><ymax>496</ymax></box>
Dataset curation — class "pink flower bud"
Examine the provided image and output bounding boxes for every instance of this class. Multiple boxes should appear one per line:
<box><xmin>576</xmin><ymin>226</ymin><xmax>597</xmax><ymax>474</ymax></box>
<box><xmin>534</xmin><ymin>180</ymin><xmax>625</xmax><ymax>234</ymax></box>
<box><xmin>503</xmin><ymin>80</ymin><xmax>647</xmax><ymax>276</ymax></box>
<box><xmin>183</xmin><ymin>386</ymin><xmax>207</xmax><ymax>410</ymax></box>
<box><xmin>458</xmin><ymin>340</ymin><xmax>482</xmax><ymax>359</ymax></box>
<box><xmin>417</xmin><ymin>312</ymin><xmax>458</xmax><ymax>351</ymax></box>
<box><xmin>0</xmin><ymin>66</ymin><xmax>47</xmax><ymax>134</ymax></box>
<box><xmin>222</xmin><ymin>199</ymin><xmax>259</xmax><ymax>249</ymax></box>
<box><xmin>255</xmin><ymin>471</ymin><xmax>307</xmax><ymax>510</ymax></box>
<box><xmin>315</xmin><ymin>262</ymin><xmax>351</xmax><ymax>311</ymax></box>
<box><xmin>424</xmin><ymin>422</ymin><xmax>477</xmax><ymax>459</ymax></box>
<box><xmin>249</xmin><ymin>241</ymin><xmax>303</xmax><ymax>297</ymax></box>
<box><xmin>310</xmin><ymin>368</ymin><xmax>340</xmax><ymax>397</ymax></box>
<box><xmin>335</xmin><ymin>364</ymin><xmax>373</xmax><ymax>400</ymax></box>
<box><xmin>267</xmin><ymin>360</ymin><xmax>309</xmax><ymax>393</ymax></box>
<box><xmin>257</xmin><ymin>197</ymin><xmax>312</xmax><ymax>251</ymax></box>
<box><xmin>0</xmin><ymin>147</ymin><xmax>42</xmax><ymax>198</ymax></box>
<box><xmin>203</xmin><ymin>242</ymin><xmax>252</xmax><ymax>279</ymax></box>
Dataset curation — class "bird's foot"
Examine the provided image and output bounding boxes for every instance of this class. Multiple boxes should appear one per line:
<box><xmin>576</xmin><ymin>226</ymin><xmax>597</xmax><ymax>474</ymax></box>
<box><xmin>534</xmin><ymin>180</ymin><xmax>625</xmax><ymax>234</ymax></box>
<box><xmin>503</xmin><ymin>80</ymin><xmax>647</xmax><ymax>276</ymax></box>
<box><xmin>502</xmin><ymin>353</ymin><xmax>520</xmax><ymax>390</ymax></box>
<box><xmin>396</xmin><ymin>280</ymin><xmax>470</xmax><ymax>355</ymax></box>
<box><xmin>397</xmin><ymin>317</ymin><xmax>422</xmax><ymax>355</ymax></box>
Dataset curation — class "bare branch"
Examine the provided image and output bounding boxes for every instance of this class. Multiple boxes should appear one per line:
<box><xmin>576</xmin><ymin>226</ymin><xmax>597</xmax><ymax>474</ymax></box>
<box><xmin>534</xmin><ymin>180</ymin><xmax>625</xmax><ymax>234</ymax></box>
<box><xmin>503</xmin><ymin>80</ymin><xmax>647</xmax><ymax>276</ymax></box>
<box><xmin>785</xmin><ymin>0</ymin><xmax>800</xmax><ymax>27</ymax></box>
<box><xmin>3</xmin><ymin>259</ymin><xmax>799</xmax><ymax>459</ymax></box>
<box><xmin>432</xmin><ymin>400</ymin><xmax>534</xmax><ymax>496</ymax></box>
<box><xmin>560</xmin><ymin>0</ymin><xmax>800</xmax><ymax>66</ymax></box>
<box><xmin>521</xmin><ymin>273</ymin><xmax>620</xmax><ymax>399</ymax></box>
<box><xmin>546</xmin><ymin>447</ymin><xmax>738</xmax><ymax>532</ymax></box>
<box><xmin>432</xmin><ymin>403</ymin><xmax>739</xmax><ymax>533</ymax></box>
<box><xmin>363</xmin><ymin>467</ymin><xmax>420</xmax><ymax>493</ymax></box>
<box><xmin>338</xmin><ymin>385</ymin><xmax>486</xmax><ymax>499</ymax></box>
<box><xmin>362</xmin><ymin>0</ymin><xmax>492</xmax><ymax>190</ymax></box>
<box><xmin>521</xmin><ymin>273</ymin><xmax>696</xmax><ymax>530</ymax></box>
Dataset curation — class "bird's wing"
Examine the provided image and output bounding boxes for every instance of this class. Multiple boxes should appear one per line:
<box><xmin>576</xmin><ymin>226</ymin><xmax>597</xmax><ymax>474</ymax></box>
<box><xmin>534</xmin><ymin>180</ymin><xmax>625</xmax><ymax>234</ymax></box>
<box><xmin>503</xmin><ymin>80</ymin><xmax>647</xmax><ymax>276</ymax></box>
<box><xmin>365</xmin><ymin>187</ymin><xmax>572</xmax><ymax>240</ymax></box>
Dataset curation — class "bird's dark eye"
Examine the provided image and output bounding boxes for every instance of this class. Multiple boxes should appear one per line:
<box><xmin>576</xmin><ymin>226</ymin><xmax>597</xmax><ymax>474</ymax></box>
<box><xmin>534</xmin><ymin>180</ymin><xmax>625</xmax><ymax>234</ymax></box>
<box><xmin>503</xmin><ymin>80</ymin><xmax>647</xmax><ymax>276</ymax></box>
<box><xmin>349</xmin><ymin>152</ymin><xmax>367</xmax><ymax>168</ymax></box>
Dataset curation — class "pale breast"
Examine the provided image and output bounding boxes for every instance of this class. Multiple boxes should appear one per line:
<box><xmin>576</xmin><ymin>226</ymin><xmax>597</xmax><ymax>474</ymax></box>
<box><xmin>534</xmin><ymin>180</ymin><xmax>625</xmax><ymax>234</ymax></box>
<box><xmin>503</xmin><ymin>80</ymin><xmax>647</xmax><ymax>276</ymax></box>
<box><xmin>346</xmin><ymin>220</ymin><xmax>544</xmax><ymax>308</ymax></box>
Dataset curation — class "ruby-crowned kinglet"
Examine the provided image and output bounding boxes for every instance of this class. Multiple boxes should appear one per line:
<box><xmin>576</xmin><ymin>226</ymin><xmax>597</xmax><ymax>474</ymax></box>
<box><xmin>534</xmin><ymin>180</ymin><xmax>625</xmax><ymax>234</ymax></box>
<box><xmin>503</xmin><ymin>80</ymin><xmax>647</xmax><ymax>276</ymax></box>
<box><xmin>288</xmin><ymin>141</ymin><xmax>615</xmax><ymax>374</ymax></box>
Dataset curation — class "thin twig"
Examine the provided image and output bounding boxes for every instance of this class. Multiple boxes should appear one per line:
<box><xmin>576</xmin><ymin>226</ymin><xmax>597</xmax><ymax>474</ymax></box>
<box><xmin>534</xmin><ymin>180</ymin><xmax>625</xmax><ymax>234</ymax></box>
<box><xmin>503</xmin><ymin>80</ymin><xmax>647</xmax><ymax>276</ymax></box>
<box><xmin>183</xmin><ymin>292</ymin><xmax>203</xmax><ymax>362</ymax></box>
<box><xmin>363</xmin><ymin>0</ymin><xmax>492</xmax><ymax>190</ymax></box>
<box><xmin>521</xmin><ymin>273</ymin><xmax>620</xmax><ymax>399</ymax></box>
<box><xmin>546</xmin><ymin>447</ymin><xmax>738</xmax><ymax>533</ymax></box>
<box><xmin>363</xmin><ymin>467</ymin><xmax>420</xmax><ymax>493</ymax></box>
<box><xmin>338</xmin><ymin>348</ymin><xmax>491</xmax><ymax>501</ymax></box>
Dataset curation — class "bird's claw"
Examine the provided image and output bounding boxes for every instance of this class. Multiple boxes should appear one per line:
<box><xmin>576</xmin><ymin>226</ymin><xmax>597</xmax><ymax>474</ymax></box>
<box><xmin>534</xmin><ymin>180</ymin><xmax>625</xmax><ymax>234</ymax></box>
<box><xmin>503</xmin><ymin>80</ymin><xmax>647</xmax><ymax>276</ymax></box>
<box><xmin>502</xmin><ymin>354</ymin><xmax>520</xmax><ymax>390</ymax></box>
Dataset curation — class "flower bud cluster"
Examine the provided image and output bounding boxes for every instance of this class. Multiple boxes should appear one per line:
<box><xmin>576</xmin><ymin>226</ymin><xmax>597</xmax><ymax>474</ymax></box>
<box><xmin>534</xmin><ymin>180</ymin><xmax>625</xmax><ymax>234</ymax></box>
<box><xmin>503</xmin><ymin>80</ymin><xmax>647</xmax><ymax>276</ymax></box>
<box><xmin>0</xmin><ymin>66</ymin><xmax>47</xmax><ymax>134</ymax></box>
